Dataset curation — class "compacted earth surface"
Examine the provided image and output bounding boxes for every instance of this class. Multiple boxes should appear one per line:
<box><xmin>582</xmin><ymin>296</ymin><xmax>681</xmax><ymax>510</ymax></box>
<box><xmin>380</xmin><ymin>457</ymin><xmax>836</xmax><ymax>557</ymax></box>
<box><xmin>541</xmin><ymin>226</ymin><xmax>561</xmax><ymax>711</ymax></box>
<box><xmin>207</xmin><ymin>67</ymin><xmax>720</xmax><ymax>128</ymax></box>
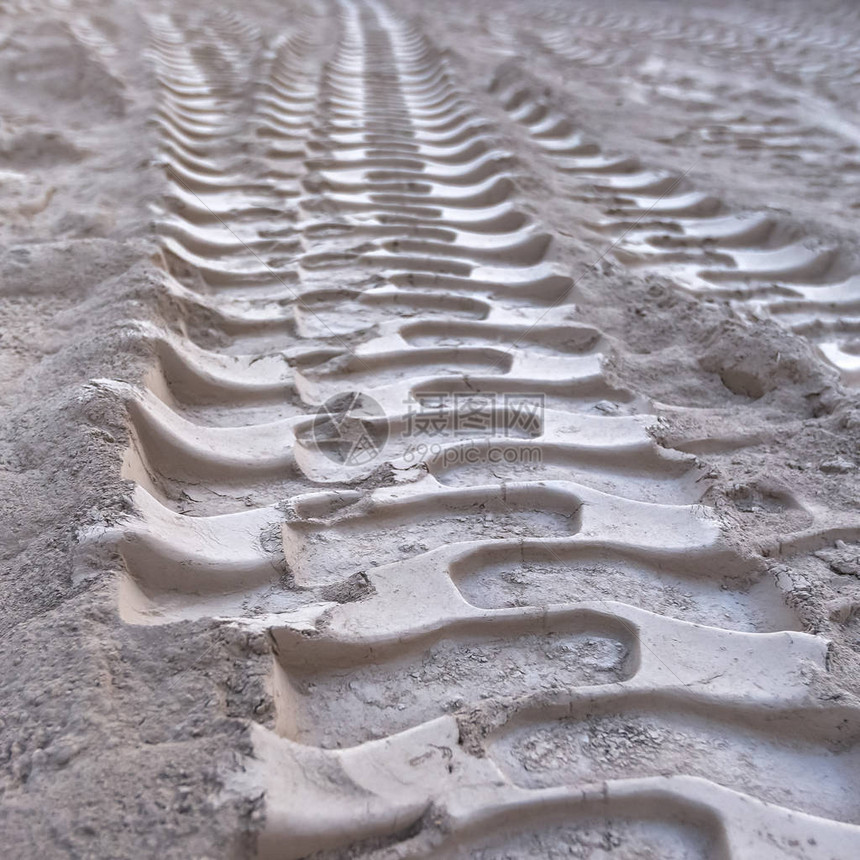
<box><xmin>3</xmin><ymin>0</ymin><xmax>860</xmax><ymax>857</ymax></box>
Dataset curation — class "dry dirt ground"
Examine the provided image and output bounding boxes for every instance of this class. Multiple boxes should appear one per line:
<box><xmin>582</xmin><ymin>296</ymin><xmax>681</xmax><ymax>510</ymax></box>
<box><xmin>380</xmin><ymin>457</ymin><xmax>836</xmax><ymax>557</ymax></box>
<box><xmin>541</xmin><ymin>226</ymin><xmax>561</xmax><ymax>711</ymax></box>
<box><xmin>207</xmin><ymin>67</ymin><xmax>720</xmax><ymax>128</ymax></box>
<box><xmin>3</xmin><ymin>0</ymin><xmax>860</xmax><ymax>857</ymax></box>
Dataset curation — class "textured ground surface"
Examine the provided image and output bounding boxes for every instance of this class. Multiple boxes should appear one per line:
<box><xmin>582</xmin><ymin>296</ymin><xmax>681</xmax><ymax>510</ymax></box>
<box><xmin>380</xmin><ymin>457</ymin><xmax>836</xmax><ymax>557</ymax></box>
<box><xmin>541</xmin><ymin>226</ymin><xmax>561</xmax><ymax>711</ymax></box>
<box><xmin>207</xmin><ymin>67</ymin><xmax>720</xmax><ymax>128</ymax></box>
<box><xmin>3</xmin><ymin>0</ymin><xmax>860</xmax><ymax>857</ymax></box>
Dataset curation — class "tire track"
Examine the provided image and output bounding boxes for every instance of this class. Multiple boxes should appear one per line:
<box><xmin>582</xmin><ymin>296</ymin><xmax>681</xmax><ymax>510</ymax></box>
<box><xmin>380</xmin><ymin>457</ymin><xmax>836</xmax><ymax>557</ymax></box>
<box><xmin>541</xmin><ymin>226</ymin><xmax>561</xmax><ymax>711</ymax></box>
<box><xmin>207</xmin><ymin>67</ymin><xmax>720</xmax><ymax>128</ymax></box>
<box><xmin>523</xmin><ymin>0</ymin><xmax>860</xmax><ymax>100</ymax></box>
<box><xmin>491</xmin><ymin>64</ymin><xmax>860</xmax><ymax>386</ymax></box>
<box><xmin>521</xmin><ymin>2</ymin><xmax>860</xmax><ymax>198</ymax></box>
<box><xmin>84</xmin><ymin>0</ymin><xmax>860</xmax><ymax>856</ymax></box>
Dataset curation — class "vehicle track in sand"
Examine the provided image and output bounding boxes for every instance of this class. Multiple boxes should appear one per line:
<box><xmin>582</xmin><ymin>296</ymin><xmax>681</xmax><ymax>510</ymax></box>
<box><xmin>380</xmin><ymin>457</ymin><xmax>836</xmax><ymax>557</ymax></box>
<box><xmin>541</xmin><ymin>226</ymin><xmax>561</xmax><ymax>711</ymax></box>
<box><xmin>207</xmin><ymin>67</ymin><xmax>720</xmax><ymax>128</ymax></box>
<box><xmin>413</xmin><ymin>0</ymin><xmax>860</xmax><ymax>387</ymax></box>
<box><xmin>83</xmin><ymin>0</ymin><xmax>860</xmax><ymax>857</ymax></box>
<box><xmin>488</xmin><ymin>62</ymin><xmax>860</xmax><ymax>387</ymax></box>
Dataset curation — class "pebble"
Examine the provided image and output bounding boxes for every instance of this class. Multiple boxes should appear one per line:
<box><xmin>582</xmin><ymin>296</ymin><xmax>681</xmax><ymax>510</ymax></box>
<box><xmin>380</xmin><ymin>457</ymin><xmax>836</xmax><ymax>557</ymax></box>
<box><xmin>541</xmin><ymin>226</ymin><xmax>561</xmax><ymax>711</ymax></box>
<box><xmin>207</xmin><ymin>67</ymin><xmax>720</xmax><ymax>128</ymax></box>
<box><xmin>820</xmin><ymin>457</ymin><xmax>854</xmax><ymax>474</ymax></box>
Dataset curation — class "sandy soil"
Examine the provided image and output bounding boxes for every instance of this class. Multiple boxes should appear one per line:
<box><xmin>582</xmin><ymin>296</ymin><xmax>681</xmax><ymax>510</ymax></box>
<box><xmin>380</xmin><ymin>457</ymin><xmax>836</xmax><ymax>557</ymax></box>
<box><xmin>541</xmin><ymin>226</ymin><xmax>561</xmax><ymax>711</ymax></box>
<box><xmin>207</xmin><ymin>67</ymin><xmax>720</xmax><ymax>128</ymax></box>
<box><xmin>3</xmin><ymin>0</ymin><xmax>860</xmax><ymax>857</ymax></box>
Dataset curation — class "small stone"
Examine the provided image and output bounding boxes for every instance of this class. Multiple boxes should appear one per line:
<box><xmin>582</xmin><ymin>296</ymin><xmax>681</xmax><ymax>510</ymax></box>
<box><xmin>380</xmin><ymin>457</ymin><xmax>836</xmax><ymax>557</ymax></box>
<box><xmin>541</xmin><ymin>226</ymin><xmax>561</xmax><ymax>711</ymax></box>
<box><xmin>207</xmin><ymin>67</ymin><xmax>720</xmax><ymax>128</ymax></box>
<box><xmin>820</xmin><ymin>457</ymin><xmax>854</xmax><ymax>474</ymax></box>
<box><xmin>49</xmin><ymin>738</ymin><xmax>80</xmax><ymax>767</ymax></box>
<box><xmin>841</xmin><ymin>411</ymin><xmax>860</xmax><ymax>430</ymax></box>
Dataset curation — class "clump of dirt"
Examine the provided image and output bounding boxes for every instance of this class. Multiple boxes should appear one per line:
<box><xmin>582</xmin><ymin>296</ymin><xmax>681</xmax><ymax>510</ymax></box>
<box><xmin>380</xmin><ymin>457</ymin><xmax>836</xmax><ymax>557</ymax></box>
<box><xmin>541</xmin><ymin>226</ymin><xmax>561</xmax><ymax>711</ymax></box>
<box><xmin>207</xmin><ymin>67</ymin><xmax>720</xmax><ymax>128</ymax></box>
<box><xmin>699</xmin><ymin>318</ymin><xmax>840</xmax><ymax>409</ymax></box>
